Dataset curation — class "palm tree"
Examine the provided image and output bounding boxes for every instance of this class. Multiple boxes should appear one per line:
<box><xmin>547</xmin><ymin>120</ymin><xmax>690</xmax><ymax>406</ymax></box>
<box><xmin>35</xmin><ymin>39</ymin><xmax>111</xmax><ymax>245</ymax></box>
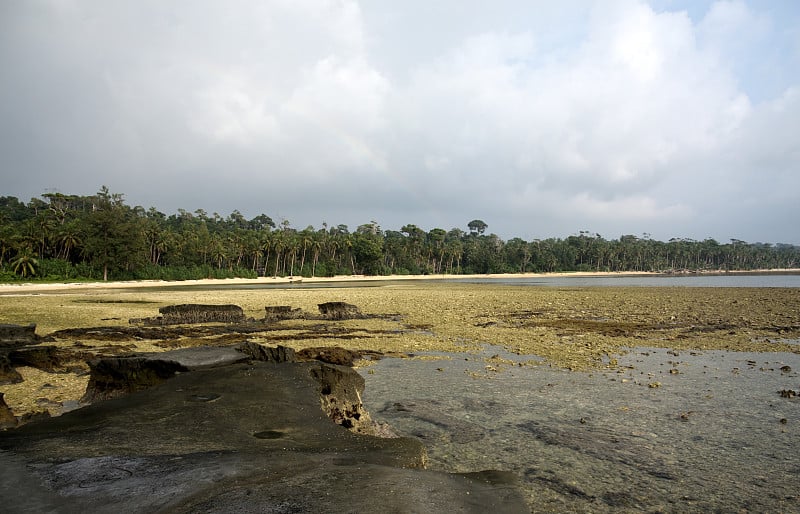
<box><xmin>11</xmin><ymin>250</ymin><xmax>38</xmax><ymax>277</ymax></box>
<box><xmin>57</xmin><ymin>224</ymin><xmax>82</xmax><ymax>261</ymax></box>
<box><xmin>310</xmin><ymin>233</ymin><xmax>323</xmax><ymax>277</ymax></box>
<box><xmin>298</xmin><ymin>228</ymin><xmax>313</xmax><ymax>276</ymax></box>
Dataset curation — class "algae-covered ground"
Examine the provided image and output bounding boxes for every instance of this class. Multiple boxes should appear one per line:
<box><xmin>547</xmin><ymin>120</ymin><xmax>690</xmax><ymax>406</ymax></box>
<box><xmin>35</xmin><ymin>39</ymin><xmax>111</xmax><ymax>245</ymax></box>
<box><xmin>1</xmin><ymin>283</ymin><xmax>799</xmax><ymax>416</ymax></box>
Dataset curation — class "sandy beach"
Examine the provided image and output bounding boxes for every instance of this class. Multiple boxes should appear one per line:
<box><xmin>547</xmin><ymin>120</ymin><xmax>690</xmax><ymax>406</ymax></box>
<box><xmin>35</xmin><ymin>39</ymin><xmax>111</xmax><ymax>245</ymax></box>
<box><xmin>2</xmin><ymin>269</ymin><xmax>797</xmax><ymax>294</ymax></box>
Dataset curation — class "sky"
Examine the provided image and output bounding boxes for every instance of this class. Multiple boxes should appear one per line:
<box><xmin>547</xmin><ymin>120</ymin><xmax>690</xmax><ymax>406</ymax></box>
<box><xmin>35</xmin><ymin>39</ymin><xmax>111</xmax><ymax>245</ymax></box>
<box><xmin>1</xmin><ymin>0</ymin><xmax>799</xmax><ymax>244</ymax></box>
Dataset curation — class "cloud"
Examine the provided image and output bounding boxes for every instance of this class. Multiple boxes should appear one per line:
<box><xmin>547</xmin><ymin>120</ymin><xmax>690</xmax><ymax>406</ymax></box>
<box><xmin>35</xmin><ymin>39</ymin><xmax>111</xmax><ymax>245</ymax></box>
<box><xmin>0</xmin><ymin>0</ymin><xmax>798</xmax><ymax>243</ymax></box>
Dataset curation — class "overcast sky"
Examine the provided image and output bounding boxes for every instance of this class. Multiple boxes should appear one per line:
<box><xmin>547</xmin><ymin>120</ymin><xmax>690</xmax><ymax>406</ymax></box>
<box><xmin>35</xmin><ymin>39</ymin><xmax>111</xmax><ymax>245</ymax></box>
<box><xmin>1</xmin><ymin>1</ymin><xmax>798</xmax><ymax>243</ymax></box>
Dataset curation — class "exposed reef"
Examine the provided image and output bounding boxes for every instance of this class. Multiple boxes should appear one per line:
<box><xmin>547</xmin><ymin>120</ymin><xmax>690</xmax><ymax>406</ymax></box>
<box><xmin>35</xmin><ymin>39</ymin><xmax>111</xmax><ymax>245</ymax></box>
<box><xmin>0</xmin><ymin>343</ymin><xmax>526</xmax><ymax>512</ymax></box>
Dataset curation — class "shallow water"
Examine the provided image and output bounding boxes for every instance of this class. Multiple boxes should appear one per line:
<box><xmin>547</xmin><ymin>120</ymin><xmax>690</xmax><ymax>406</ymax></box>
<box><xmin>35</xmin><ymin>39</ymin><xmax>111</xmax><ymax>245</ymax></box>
<box><xmin>454</xmin><ymin>273</ymin><xmax>800</xmax><ymax>288</ymax></box>
<box><xmin>360</xmin><ymin>346</ymin><xmax>800</xmax><ymax>513</ymax></box>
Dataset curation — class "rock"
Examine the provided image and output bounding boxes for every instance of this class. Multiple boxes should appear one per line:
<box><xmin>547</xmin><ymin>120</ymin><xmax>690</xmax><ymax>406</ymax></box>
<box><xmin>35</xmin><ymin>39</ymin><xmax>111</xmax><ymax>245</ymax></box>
<box><xmin>263</xmin><ymin>305</ymin><xmax>305</xmax><ymax>321</ymax></box>
<box><xmin>317</xmin><ymin>301</ymin><xmax>364</xmax><ymax>320</ymax></box>
<box><xmin>235</xmin><ymin>342</ymin><xmax>297</xmax><ymax>363</ymax></box>
<box><xmin>0</xmin><ymin>351</ymin><xmax>23</xmax><ymax>385</ymax></box>
<box><xmin>0</xmin><ymin>323</ymin><xmax>38</xmax><ymax>348</ymax></box>
<box><xmin>296</xmin><ymin>346</ymin><xmax>365</xmax><ymax>366</ymax></box>
<box><xmin>308</xmin><ymin>361</ymin><xmax>375</xmax><ymax>435</ymax></box>
<box><xmin>134</xmin><ymin>304</ymin><xmax>247</xmax><ymax>325</ymax></box>
<box><xmin>0</xmin><ymin>393</ymin><xmax>17</xmax><ymax>429</ymax></box>
<box><xmin>0</xmin><ymin>361</ymin><xmax>528</xmax><ymax>513</ymax></box>
<box><xmin>9</xmin><ymin>346</ymin><xmax>88</xmax><ymax>373</ymax></box>
<box><xmin>81</xmin><ymin>346</ymin><xmax>249</xmax><ymax>403</ymax></box>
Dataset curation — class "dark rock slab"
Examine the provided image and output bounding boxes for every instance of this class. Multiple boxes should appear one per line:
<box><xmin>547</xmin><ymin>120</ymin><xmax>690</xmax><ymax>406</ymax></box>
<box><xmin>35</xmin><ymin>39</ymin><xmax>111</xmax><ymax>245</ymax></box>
<box><xmin>9</xmin><ymin>346</ymin><xmax>89</xmax><ymax>373</ymax></box>
<box><xmin>296</xmin><ymin>346</ymin><xmax>366</xmax><ymax>366</ymax></box>
<box><xmin>81</xmin><ymin>346</ymin><xmax>250</xmax><ymax>403</ymax></box>
<box><xmin>0</xmin><ymin>361</ymin><xmax>527</xmax><ymax>513</ymax></box>
<box><xmin>0</xmin><ymin>393</ymin><xmax>17</xmax><ymax>429</ymax></box>
<box><xmin>0</xmin><ymin>323</ymin><xmax>38</xmax><ymax>347</ymax></box>
<box><xmin>0</xmin><ymin>351</ymin><xmax>23</xmax><ymax>385</ymax></box>
<box><xmin>236</xmin><ymin>341</ymin><xmax>297</xmax><ymax>363</ymax></box>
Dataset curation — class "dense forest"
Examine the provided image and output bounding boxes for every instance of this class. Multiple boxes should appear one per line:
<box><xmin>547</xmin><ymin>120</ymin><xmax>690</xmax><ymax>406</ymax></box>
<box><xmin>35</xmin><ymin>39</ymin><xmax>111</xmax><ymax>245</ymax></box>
<box><xmin>1</xmin><ymin>188</ymin><xmax>798</xmax><ymax>282</ymax></box>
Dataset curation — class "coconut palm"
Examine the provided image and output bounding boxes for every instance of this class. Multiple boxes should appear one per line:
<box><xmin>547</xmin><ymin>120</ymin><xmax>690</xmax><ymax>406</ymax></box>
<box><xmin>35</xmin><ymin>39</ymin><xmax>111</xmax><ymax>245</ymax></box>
<box><xmin>11</xmin><ymin>250</ymin><xmax>38</xmax><ymax>277</ymax></box>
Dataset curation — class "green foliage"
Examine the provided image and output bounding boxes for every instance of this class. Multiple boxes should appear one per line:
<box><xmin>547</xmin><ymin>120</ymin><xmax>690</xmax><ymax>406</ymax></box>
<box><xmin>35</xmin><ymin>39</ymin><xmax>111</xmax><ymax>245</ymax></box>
<box><xmin>1</xmin><ymin>190</ymin><xmax>798</xmax><ymax>283</ymax></box>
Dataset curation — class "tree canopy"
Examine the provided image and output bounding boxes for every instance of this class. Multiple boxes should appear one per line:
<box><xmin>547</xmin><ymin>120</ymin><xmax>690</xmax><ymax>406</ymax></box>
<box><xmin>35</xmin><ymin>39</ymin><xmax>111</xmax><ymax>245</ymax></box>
<box><xmin>0</xmin><ymin>188</ymin><xmax>797</xmax><ymax>282</ymax></box>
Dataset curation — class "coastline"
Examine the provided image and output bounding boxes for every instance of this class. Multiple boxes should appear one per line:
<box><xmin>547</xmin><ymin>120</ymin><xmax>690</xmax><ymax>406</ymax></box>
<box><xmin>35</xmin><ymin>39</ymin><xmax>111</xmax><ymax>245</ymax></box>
<box><xmin>1</xmin><ymin>268</ymin><xmax>799</xmax><ymax>294</ymax></box>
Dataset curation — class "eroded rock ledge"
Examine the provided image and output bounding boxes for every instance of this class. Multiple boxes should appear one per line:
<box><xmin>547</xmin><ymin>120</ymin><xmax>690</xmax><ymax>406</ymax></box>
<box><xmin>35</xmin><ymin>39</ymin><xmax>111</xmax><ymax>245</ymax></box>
<box><xmin>0</xmin><ymin>344</ymin><xmax>528</xmax><ymax>512</ymax></box>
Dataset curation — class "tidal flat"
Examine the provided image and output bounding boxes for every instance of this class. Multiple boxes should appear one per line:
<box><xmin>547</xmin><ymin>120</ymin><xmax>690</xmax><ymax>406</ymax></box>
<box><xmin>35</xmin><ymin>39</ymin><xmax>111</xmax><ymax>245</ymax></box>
<box><xmin>1</xmin><ymin>282</ymin><xmax>799</xmax><ymax>511</ymax></box>
<box><xmin>1</xmin><ymin>283</ymin><xmax>799</xmax><ymax>414</ymax></box>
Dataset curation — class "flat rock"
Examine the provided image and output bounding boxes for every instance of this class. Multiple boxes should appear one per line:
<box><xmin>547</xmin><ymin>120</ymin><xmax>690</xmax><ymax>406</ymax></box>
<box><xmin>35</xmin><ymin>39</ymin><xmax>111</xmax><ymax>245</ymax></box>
<box><xmin>0</xmin><ymin>361</ymin><xmax>527</xmax><ymax>513</ymax></box>
<box><xmin>81</xmin><ymin>346</ymin><xmax>251</xmax><ymax>403</ymax></box>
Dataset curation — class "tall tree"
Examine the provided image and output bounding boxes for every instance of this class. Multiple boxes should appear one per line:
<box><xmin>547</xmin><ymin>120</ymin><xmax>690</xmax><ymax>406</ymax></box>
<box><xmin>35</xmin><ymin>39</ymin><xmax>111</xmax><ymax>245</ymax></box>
<box><xmin>82</xmin><ymin>187</ymin><xmax>144</xmax><ymax>280</ymax></box>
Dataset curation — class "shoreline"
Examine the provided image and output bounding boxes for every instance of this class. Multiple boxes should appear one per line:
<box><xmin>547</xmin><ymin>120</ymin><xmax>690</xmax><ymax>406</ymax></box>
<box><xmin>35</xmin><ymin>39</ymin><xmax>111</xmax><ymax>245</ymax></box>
<box><xmin>0</xmin><ymin>268</ymin><xmax>799</xmax><ymax>294</ymax></box>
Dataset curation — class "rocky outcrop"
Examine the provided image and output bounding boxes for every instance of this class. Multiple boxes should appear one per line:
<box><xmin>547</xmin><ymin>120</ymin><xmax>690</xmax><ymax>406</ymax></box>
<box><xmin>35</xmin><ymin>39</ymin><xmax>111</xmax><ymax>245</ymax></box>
<box><xmin>81</xmin><ymin>346</ymin><xmax>250</xmax><ymax>403</ymax></box>
<box><xmin>297</xmin><ymin>346</ymin><xmax>367</xmax><ymax>366</ymax></box>
<box><xmin>0</xmin><ymin>393</ymin><xmax>17</xmax><ymax>429</ymax></box>
<box><xmin>8</xmin><ymin>346</ymin><xmax>88</xmax><ymax>373</ymax></box>
<box><xmin>128</xmin><ymin>302</ymin><xmax>374</xmax><ymax>327</ymax></box>
<box><xmin>264</xmin><ymin>305</ymin><xmax>304</xmax><ymax>321</ymax></box>
<box><xmin>133</xmin><ymin>304</ymin><xmax>247</xmax><ymax>325</ymax></box>
<box><xmin>308</xmin><ymin>361</ymin><xmax>375</xmax><ymax>435</ymax></box>
<box><xmin>0</xmin><ymin>324</ymin><xmax>40</xmax><ymax>385</ymax></box>
<box><xmin>0</xmin><ymin>351</ymin><xmax>22</xmax><ymax>385</ymax></box>
<box><xmin>236</xmin><ymin>341</ymin><xmax>297</xmax><ymax>363</ymax></box>
<box><xmin>0</xmin><ymin>360</ymin><xmax>529</xmax><ymax>513</ymax></box>
<box><xmin>0</xmin><ymin>323</ymin><xmax>38</xmax><ymax>347</ymax></box>
<box><xmin>317</xmin><ymin>301</ymin><xmax>364</xmax><ymax>320</ymax></box>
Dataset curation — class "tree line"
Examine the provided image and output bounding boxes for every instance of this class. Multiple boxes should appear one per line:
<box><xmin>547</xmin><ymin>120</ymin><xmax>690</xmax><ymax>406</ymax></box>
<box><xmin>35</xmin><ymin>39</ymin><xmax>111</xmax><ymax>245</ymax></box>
<box><xmin>0</xmin><ymin>188</ymin><xmax>798</xmax><ymax>282</ymax></box>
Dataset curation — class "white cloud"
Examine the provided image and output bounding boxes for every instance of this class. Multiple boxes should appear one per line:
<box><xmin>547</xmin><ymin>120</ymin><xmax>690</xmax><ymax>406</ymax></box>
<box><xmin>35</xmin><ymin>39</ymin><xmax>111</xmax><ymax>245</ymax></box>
<box><xmin>0</xmin><ymin>0</ymin><xmax>798</xmax><ymax>242</ymax></box>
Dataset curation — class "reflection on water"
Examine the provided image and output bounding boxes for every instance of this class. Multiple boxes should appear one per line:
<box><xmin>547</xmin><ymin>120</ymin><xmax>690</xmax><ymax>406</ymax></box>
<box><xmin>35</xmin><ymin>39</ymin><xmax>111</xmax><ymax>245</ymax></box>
<box><xmin>361</xmin><ymin>347</ymin><xmax>800</xmax><ymax>513</ymax></box>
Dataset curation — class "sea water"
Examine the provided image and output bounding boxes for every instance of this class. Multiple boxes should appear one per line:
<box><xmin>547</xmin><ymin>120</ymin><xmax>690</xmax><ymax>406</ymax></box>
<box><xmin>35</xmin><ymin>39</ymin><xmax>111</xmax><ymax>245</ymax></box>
<box><xmin>361</xmin><ymin>345</ymin><xmax>800</xmax><ymax>513</ymax></box>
